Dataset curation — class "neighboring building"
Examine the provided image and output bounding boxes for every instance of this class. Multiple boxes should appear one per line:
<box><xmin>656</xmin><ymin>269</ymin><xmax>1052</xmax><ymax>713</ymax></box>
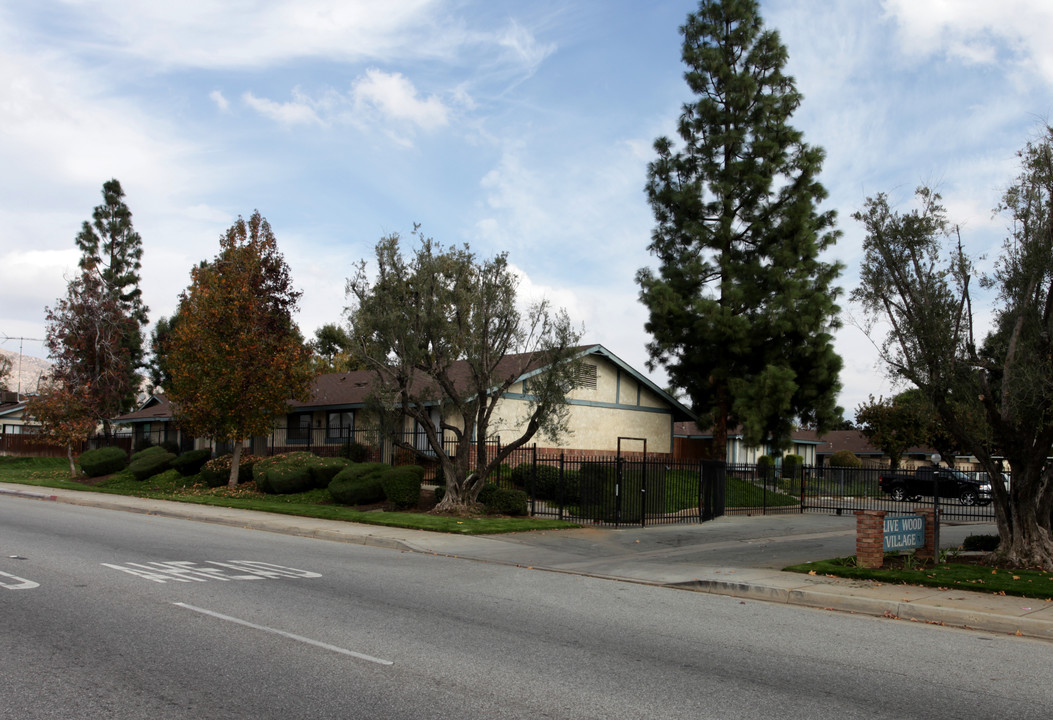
<box><xmin>673</xmin><ymin>422</ymin><xmax>823</xmax><ymax>465</ymax></box>
<box><xmin>0</xmin><ymin>391</ymin><xmax>35</xmax><ymax>435</ymax></box>
<box><xmin>114</xmin><ymin>345</ymin><xmax>696</xmax><ymax>458</ymax></box>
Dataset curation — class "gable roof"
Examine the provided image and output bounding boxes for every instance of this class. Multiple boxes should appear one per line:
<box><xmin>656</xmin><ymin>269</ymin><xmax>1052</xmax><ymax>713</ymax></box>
<box><xmin>113</xmin><ymin>345</ymin><xmax>695</xmax><ymax>423</ymax></box>
<box><xmin>112</xmin><ymin>394</ymin><xmax>175</xmax><ymax>424</ymax></box>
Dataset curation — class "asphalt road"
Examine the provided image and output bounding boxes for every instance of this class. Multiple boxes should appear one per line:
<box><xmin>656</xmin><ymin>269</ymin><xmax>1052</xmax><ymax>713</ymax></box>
<box><xmin>2</xmin><ymin>498</ymin><xmax>1051</xmax><ymax>719</ymax></box>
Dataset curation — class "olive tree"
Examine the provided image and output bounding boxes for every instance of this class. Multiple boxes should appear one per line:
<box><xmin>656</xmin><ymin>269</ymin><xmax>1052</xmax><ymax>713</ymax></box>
<box><xmin>346</xmin><ymin>227</ymin><xmax>583</xmax><ymax>512</ymax></box>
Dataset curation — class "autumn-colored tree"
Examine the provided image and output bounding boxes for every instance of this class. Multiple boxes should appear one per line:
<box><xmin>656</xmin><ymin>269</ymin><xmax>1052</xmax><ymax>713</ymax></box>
<box><xmin>26</xmin><ymin>378</ymin><xmax>98</xmax><ymax>478</ymax></box>
<box><xmin>167</xmin><ymin>211</ymin><xmax>313</xmax><ymax>486</ymax></box>
<box><xmin>44</xmin><ymin>271</ymin><xmax>139</xmax><ymax>433</ymax></box>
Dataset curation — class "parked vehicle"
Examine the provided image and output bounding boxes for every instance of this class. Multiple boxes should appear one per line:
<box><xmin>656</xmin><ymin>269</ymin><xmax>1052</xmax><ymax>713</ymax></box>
<box><xmin>878</xmin><ymin>465</ymin><xmax>992</xmax><ymax>506</ymax></box>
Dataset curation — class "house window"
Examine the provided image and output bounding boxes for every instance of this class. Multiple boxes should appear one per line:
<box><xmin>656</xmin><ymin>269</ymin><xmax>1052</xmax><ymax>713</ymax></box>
<box><xmin>326</xmin><ymin>411</ymin><xmax>354</xmax><ymax>442</ymax></box>
<box><xmin>287</xmin><ymin>412</ymin><xmax>313</xmax><ymax>444</ymax></box>
<box><xmin>578</xmin><ymin>363</ymin><xmax>598</xmax><ymax>389</ymax></box>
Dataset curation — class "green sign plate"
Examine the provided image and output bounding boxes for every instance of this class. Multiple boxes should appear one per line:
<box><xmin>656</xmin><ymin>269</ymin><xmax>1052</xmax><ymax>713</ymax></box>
<box><xmin>884</xmin><ymin>514</ymin><xmax>925</xmax><ymax>551</ymax></box>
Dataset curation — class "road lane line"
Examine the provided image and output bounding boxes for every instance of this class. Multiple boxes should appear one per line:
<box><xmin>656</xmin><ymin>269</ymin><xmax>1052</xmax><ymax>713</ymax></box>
<box><xmin>173</xmin><ymin>603</ymin><xmax>393</xmax><ymax>666</ymax></box>
<box><xmin>0</xmin><ymin>570</ymin><xmax>39</xmax><ymax>590</ymax></box>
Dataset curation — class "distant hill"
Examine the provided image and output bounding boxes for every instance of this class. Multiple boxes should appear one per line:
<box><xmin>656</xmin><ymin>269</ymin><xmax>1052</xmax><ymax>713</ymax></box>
<box><xmin>0</xmin><ymin>348</ymin><xmax>51</xmax><ymax>396</ymax></box>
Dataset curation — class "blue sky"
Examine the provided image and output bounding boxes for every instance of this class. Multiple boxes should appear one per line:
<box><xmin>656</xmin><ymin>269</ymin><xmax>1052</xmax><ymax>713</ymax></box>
<box><xmin>2</xmin><ymin>0</ymin><xmax>1051</xmax><ymax>419</ymax></box>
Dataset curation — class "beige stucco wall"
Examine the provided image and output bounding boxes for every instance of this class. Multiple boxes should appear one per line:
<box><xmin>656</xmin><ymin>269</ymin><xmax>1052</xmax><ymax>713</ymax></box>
<box><xmin>485</xmin><ymin>395</ymin><xmax>673</xmax><ymax>453</ymax></box>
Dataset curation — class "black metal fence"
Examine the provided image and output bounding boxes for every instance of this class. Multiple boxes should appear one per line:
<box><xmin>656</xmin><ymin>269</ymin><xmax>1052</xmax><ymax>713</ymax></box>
<box><xmin>482</xmin><ymin>452</ymin><xmax>727</xmax><ymax>527</ymax></box>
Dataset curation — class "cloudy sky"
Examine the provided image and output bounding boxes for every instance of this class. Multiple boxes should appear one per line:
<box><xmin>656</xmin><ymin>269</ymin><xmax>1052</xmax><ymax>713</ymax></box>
<box><xmin>2</xmin><ymin>0</ymin><xmax>1051</xmax><ymax>419</ymax></box>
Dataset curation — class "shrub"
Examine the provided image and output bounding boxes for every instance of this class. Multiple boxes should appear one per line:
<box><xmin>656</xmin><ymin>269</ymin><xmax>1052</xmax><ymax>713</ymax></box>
<box><xmin>328</xmin><ymin>462</ymin><xmax>389</xmax><ymax>505</ymax></box>
<box><xmin>170</xmin><ymin>449</ymin><xmax>212</xmax><ymax>477</ymax></box>
<box><xmin>963</xmin><ymin>534</ymin><xmax>1000</xmax><ymax>552</ymax></box>
<box><xmin>309</xmin><ymin>456</ymin><xmax>350</xmax><ymax>490</ymax></box>
<box><xmin>130</xmin><ymin>445</ymin><xmax>169</xmax><ymax>464</ymax></box>
<box><xmin>79</xmin><ymin>446</ymin><xmax>128</xmax><ymax>477</ymax></box>
<box><xmin>781</xmin><ymin>454</ymin><xmax>803</xmax><ymax>479</ymax></box>
<box><xmin>381</xmin><ymin>465</ymin><xmax>424</xmax><ymax>509</ymax></box>
<box><xmin>481</xmin><ymin>486</ymin><xmax>528</xmax><ymax>516</ymax></box>
<box><xmin>477</xmin><ymin>482</ymin><xmax>500</xmax><ymax>506</ymax></box>
<box><xmin>255</xmin><ymin>452</ymin><xmax>319</xmax><ymax>494</ymax></box>
<box><xmin>434</xmin><ymin>485</ymin><xmax>445</xmax><ymax>504</ymax></box>
<box><xmin>757</xmin><ymin>455</ymin><xmax>775</xmax><ymax>478</ymax></box>
<box><xmin>128</xmin><ymin>450</ymin><xmax>176</xmax><ymax>481</ymax></box>
<box><xmin>200</xmin><ymin>453</ymin><xmax>261</xmax><ymax>487</ymax></box>
<box><xmin>512</xmin><ymin>463</ymin><xmax>564</xmax><ymax>500</ymax></box>
<box><xmin>341</xmin><ymin>440</ymin><xmax>369</xmax><ymax>463</ymax></box>
<box><xmin>828</xmin><ymin>450</ymin><xmax>862</xmax><ymax>468</ymax></box>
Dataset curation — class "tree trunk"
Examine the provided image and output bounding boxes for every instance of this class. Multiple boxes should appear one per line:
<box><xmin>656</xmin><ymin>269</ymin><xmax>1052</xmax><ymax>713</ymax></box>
<box><xmin>433</xmin><ymin>455</ymin><xmax>481</xmax><ymax>512</ymax></box>
<box><xmin>987</xmin><ymin>460</ymin><xmax>1053</xmax><ymax>570</ymax></box>
<box><xmin>997</xmin><ymin>506</ymin><xmax>1053</xmax><ymax>569</ymax></box>
<box><xmin>67</xmin><ymin>443</ymin><xmax>78</xmax><ymax>479</ymax></box>
<box><xmin>228</xmin><ymin>442</ymin><xmax>243</xmax><ymax>487</ymax></box>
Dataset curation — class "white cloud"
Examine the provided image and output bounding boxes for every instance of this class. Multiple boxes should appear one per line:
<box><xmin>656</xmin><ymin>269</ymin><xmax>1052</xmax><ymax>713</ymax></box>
<box><xmin>31</xmin><ymin>0</ymin><xmax>552</xmax><ymax>77</ymax></box>
<box><xmin>494</xmin><ymin>19</ymin><xmax>557</xmax><ymax>72</ymax></box>
<box><xmin>883</xmin><ymin>0</ymin><xmax>1053</xmax><ymax>82</ymax></box>
<box><xmin>242</xmin><ymin>90</ymin><xmax>324</xmax><ymax>127</ymax></box>
<box><xmin>351</xmin><ymin>68</ymin><xmax>450</xmax><ymax>131</ymax></box>
<box><xmin>209</xmin><ymin>90</ymin><xmax>230</xmax><ymax>112</ymax></box>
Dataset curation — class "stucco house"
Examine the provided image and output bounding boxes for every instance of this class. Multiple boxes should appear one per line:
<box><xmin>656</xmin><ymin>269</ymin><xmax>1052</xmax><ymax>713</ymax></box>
<box><xmin>673</xmin><ymin>422</ymin><xmax>825</xmax><ymax>465</ymax></box>
<box><xmin>114</xmin><ymin>345</ymin><xmax>695</xmax><ymax>458</ymax></box>
<box><xmin>0</xmin><ymin>391</ymin><xmax>35</xmax><ymax>436</ymax></box>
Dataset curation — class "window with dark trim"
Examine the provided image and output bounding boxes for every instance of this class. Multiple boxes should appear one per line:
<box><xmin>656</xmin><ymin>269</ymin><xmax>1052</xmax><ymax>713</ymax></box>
<box><xmin>326</xmin><ymin>411</ymin><xmax>354</xmax><ymax>442</ymax></box>
<box><xmin>287</xmin><ymin>412</ymin><xmax>313</xmax><ymax>443</ymax></box>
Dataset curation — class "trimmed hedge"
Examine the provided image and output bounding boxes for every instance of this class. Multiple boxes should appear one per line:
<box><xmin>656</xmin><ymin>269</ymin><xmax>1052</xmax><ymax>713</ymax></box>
<box><xmin>199</xmin><ymin>453</ymin><xmax>261</xmax><ymax>488</ymax></box>
<box><xmin>487</xmin><ymin>487</ymin><xmax>528</xmax><ymax>516</ymax></box>
<box><xmin>963</xmin><ymin>534</ymin><xmax>1000</xmax><ymax>552</ymax></box>
<box><xmin>781</xmin><ymin>454</ymin><xmax>804</xmax><ymax>479</ymax></box>
<box><xmin>828</xmin><ymin>450</ymin><xmax>862</xmax><ymax>468</ymax></box>
<box><xmin>757</xmin><ymin>455</ymin><xmax>775</xmax><ymax>478</ymax></box>
<box><xmin>511</xmin><ymin>463</ymin><xmax>564</xmax><ymax>500</ymax></box>
<box><xmin>130</xmin><ymin>445</ymin><xmax>169</xmax><ymax>464</ymax></box>
<box><xmin>171</xmin><ymin>449</ymin><xmax>212</xmax><ymax>477</ymax></box>
<box><xmin>254</xmin><ymin>452</ymin><xmax>319</xmax><ymax>494</ymax></box>
<box><xmin>309</xmin><ymin>456</ymin><xmax>351</xmax><ymax>490</ymax></box>
<box><xmin>341</xmin><ymin>440</ymin><xmax>369</xmax><ymax>463</ymax></box>
<box><xmin>79</xmin><ymin>446</ymin><xmax>128</xmax><ymax>477</ymax></box>
<box><xmin>129</xmin><ymin>450</ymin><xmax>176</xmax><ymax>481</ymax></box>
<box><xmin>380</xmin><ymin>465</ymin><xmax>424</xmax><ymax>509</ymax></box>
<box><xmin>477</xmin><ymin>483</ymin><xmax>529</xmax><ymax>516</ymax></box>
<box><xmin>328</xmin><ymin>463</ymin><xmax>389</xmax><ymax>505</ymax></box>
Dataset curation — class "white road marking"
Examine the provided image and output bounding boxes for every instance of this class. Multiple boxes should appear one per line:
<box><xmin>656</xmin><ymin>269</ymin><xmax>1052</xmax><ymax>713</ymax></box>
<box><xmin>0</xmin><ymin>570</ymin><xmax>39</xmax><ymax>590</ymax></box>
<box><xmin>102</xmin><ymin>560</ymin><xmax>322</xmax><ymax>584</ymax></box>
<box><xmin>173</xmin><ymin>602</ymin><xmax>394</xmax><ymax>666</ymax></box>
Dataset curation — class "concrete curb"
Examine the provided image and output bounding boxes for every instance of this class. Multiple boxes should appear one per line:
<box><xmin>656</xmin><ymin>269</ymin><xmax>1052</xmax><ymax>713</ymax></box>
<box><xmin>668</xmin><ymin>577</ymin><xmax>1053</xmax><ymax>640</ymax></box>
<box><xmin>0</xmin><ymin>484</ymin><xmax>417</xmax><ymax>552</ymax></box>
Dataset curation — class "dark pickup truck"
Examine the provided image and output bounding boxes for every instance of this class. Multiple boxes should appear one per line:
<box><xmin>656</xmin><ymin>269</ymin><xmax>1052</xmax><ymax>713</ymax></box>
<box><xmin>878</xmin><ymin>466</ymin><xmax>992</xmax><ymax>506</ymax></box>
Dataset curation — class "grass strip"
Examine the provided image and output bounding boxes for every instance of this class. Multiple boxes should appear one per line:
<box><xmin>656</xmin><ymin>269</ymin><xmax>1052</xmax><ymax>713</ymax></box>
<box><xmin>785</xmin><ymin>557</ymin><xmax>1053</xmax><ymax>601</ymax></box>
<box><xmin>0</xmin><ymin>457</ymin><xmax>578</xmax><ymax>535</ymax></box>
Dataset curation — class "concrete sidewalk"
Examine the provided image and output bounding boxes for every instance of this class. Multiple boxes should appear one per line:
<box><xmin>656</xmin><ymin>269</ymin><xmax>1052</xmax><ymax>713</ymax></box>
<box><xmin>3</xmin><ymin>481</ymin><xmax>1051</xmax><ymax>642</ymax></box>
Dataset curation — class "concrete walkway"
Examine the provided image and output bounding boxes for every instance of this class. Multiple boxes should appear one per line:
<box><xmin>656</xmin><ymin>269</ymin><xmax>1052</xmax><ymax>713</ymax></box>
<box><xmin>3</xmin><ymin>481</ymin><xmax>1052</xmax><ymax>642</ymax></box>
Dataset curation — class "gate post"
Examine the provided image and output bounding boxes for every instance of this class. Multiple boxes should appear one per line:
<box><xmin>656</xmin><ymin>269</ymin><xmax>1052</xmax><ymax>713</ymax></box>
<box><xmin>855</xmin><ymin>510</ymin><xmax>886</xmax><ymax>568</ymax></box>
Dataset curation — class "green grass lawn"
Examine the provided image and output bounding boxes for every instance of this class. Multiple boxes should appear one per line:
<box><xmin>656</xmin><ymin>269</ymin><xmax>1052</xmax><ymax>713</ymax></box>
<box><xmin>725</xmin><ymin>474</ymin><xmax>800</xmax><ymax>508</ymax></box>
<box><xmin>0</xmin><ymin>457</ymin><xmax>579</xmax><ymax>535</ymax></box>
<box><xmin>785</xmin><ymin>556</ymin><xmax>1053</xmax><ymax>600</ymax></box>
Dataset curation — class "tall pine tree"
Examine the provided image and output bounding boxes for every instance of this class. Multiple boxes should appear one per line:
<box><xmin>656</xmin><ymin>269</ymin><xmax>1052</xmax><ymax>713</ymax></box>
<box><xmin>74</xmin><ymin>178</ymin><xmax>148</xmax><ymax>413</ymax></box>
<box><xmin>637</xmin><ymin>0</ymin><xmax>843</xmax><ymax>459</ymax></box>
